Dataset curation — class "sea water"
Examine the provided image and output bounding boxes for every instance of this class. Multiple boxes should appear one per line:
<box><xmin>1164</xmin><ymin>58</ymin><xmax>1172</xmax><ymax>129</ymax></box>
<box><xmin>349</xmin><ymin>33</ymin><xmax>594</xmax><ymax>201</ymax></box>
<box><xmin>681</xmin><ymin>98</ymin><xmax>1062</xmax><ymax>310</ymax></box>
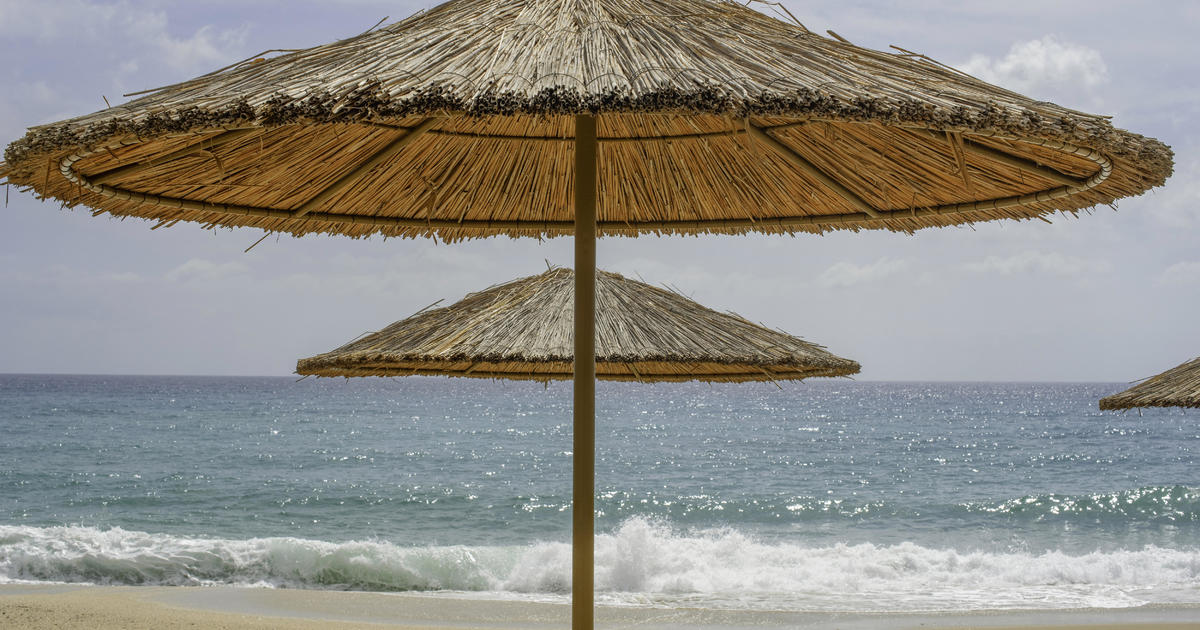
<box><xmin>0</xmin><ymin>374</ymin><xmax>1197</xmax><ymax>612</ymax></box>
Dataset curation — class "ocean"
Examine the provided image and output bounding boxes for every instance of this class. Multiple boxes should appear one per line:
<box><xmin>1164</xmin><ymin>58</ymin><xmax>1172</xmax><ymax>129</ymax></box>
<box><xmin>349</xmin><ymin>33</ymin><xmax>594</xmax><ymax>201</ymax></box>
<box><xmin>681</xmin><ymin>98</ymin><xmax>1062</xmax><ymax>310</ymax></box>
<box><xmin>1</xmin><ymin>374</ymin><xmax>1197</xmax><ymax>613</ymax></box>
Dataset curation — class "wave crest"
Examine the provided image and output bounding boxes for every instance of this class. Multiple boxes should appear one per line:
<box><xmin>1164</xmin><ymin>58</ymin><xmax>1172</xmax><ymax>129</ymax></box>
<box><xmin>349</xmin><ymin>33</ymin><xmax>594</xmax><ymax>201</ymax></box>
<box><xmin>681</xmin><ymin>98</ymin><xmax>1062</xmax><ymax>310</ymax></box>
<box><xmin>2</xmin><ymin>519</ymin><xmax>1199</xmax><ymax>611</ymax></box>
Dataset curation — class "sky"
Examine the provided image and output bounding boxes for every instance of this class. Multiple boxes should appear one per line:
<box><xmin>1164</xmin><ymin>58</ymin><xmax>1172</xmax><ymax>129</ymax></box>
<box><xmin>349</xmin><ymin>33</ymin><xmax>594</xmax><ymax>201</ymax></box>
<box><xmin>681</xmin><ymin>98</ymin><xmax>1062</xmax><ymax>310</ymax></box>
<box><xmin>1</xmin><ymin>0</ymin><xmax>1197</xmax><ymax>381</ymax></box>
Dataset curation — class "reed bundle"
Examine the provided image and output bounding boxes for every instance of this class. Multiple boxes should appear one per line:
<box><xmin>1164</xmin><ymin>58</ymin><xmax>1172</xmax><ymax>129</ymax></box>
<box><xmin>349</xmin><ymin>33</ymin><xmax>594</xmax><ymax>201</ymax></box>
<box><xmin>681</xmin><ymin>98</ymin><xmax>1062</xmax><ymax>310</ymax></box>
<box><xmin>296</xmin><ymin>268</ymin><xmax>860</xmax><ymax>382</ymax></box>
<box><xmin>1</xmin><ymin>0</ymin><xmax>1171</xmax><ymax>241</ymax></box>
<box><xmin>1099</xmin><ymin>357</ymin><xmax>1200</xmax><ymax>410</ymax></box>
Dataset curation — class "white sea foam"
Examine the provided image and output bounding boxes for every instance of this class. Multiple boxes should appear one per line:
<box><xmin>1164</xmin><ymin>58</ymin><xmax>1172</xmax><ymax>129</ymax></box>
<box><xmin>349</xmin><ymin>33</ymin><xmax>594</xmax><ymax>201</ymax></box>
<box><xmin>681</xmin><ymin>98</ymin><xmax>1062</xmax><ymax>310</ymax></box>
<box><xmin>2</xmin><ymin>519</ymin><xmax>1198</xmax><ymax>612</ymax></box>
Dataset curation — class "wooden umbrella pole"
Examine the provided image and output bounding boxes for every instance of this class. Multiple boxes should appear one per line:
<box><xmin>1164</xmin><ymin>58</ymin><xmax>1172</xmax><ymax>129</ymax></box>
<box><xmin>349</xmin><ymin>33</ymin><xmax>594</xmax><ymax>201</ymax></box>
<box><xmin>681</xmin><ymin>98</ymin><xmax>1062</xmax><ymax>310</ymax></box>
<box><xmin>572</xmin><ymin>114</ymin><xmax>597</xmax><ymax>630</ymax></box>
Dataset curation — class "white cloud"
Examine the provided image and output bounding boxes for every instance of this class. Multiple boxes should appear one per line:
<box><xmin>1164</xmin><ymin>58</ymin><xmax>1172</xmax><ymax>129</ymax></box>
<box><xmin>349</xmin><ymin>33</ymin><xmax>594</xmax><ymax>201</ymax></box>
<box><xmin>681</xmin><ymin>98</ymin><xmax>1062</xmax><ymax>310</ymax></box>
<box><xmin>1158</xmin><ymin>261</ymin><xmax>1200</xmax><ymax>286</ymax></box>
<box><xmin>165</xmin><ymin>258</ymin><xmax>249</xmax><ymax>283</ymax></box>
<box><xmin>20</xmin><ymin>80</ymin><xmax>57</xmax><ymax>105</ymax></box>
<box><xmin>0</xmin><ymin>81</ymin><xmax>90</xmax><ymax>130</ymax></box>
<box><xmin>1142</xmin><ymin>158</ymin><xmax>1200</xmax><ymax>229</ymax></box>
<box><xmin>964</xmin><ymin>251</ymin><xmax>1112</xmax><ymax>276</ymax></box>
<box><xmin>0</xmin><ymin>264</ymin><xmax>146</xmax><ymax>287</ymax></box>
<box><xmin>817</xmin><ymin>257</ymin><xmax>910</xmax><ymax>288</ymax></box>
<box><xmin>958</xmin><ymin>36</ymin><xmax>1108</xmax><ymax>108</ymax></box>
<box><xmin>0</xmin><ymin>1</ymin><xmax>252</xmax><ymax>142</ymax></box>
<box><xmin>154</xmin><ymin>22</ymin><xmax>250</xmax><ymax>73</ymax></box>
<box><xmin>0</xmin><ymin>1</ymin><xmax>249</xmax><ymax>81</ymax></box>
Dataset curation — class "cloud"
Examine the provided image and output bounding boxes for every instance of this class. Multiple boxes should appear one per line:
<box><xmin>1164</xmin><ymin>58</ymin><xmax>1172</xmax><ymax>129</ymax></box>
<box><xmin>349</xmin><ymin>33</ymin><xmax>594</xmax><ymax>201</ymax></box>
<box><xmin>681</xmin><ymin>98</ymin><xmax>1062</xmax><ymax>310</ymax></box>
<box><xmin>817</xmin><ymin>257</ymin><xmax>910</xmax><ymax>288</ymax></box>
<box><xmin>0</xmin><ymin>0</ymin><xmax>253</xmax><ymax>146</ymax></box>
<box><xmin>17</xmin><ymin>80</ymin><xmax>57</xmax><ymax>105</ymax></box>
<box><xmin>0</xmin><ymin>264</ymin><xmax>145</xmax><ymax>289</ymax></box>
<box><xmin>102</xmin><ymin>271</ymin><xmax>145</xmax><ymax>284</ymax></box>
<box><xmin>1158</xmin><ymin>261</ymin><xmax>1200</xmax><ymax>286</ymax></box>
<box><xmin>0</xmin><ymin>80</ymin><xmax>71</xmax><ymax>135</ymax></box>
<box><xmin>153</xmin><ymin>22</ymin><xmax>250</xmax><ymax>73</ymax></box>
<box><xmin>165</xmin><ymin>258</ymin><xmax>249</xmax><ymax>283</ymax></box>
<box><xmin>964</xmin><ymin>251</ymin><xmax>1112</xmax><ymax>277</ymax></box>
<box><xmin>1142</xmin><ymin>157</ymin><xmax>1200</xmax><ymax>229</ymax></box>
<box><xmin>958</xmin><ymin>36</ymin><xmax>1108</xmax><ymax>108</ymax></box>
<box><xmin>0</xmin><ymin>1</ymin><xmax>249</xmax><ymax>87</ymax></box>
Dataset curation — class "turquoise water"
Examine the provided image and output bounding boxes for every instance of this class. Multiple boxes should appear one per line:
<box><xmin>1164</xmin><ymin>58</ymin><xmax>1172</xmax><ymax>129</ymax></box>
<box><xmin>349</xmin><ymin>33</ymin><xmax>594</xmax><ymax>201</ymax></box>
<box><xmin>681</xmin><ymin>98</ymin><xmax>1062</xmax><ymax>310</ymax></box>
<box><xmin>1</xmin><ymin>375</ymin><xmax>1198</xmax><ymax>611</ymax></box>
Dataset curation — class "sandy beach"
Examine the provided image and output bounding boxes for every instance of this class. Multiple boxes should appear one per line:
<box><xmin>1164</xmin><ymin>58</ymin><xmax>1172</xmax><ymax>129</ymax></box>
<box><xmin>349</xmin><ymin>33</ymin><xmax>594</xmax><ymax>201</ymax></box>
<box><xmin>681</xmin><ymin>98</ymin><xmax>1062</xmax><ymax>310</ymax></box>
<box><xmin>1</xmin><ymin>585</ymin><xmax>1197</xmax><ymax>630</ymax></box>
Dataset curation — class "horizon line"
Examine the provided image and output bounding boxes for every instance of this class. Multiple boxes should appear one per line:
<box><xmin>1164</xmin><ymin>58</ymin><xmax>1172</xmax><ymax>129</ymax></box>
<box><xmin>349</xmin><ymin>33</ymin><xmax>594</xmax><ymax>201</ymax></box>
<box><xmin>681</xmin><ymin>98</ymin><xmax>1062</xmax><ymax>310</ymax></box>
<box><xmin>0</xmin><ymin>372</ymin><xmax>1134</xmax><ymax>385</ymax></box>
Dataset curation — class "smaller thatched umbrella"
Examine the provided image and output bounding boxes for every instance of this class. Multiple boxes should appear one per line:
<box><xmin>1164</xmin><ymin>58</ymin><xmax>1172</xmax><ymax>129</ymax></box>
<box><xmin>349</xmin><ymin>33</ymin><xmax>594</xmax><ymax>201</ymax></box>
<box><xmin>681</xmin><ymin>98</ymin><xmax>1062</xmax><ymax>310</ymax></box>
<box><xmin>1099</xmin><ymin>356</ymin><xmax>1200</xmax><ymax>410</ymax></box>
<box><xmin>298</xmin><ymin>267</ymin><xmax>859</xmax><ymax>382</ymax></box>
<box><xmin>297</xmin><ymin>267</ymin><xmax>857</xmax><ymax>609</ymax></box>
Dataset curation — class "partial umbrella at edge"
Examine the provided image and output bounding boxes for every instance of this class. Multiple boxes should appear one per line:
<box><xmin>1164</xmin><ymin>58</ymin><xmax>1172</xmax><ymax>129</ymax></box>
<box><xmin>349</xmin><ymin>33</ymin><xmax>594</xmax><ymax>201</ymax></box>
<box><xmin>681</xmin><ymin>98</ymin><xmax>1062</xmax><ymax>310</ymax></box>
<box><xmin>1099</xmin><ymin>356</ymin><xmax>1200</xmax><ymax>410</ymax></box>
<box><xmin>297</xmin><ymin>268</ymin><xmax>859</xmax><ymax>382</ymax></box>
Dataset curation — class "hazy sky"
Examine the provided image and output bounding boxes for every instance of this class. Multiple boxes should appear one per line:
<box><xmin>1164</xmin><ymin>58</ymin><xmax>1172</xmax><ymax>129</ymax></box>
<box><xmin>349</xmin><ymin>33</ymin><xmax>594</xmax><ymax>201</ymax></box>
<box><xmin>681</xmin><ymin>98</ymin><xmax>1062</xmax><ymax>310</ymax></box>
<box><xmin>1</xmin><ymin>1</ymin><xmax>1197</xmax><ymax>380</ymax></box>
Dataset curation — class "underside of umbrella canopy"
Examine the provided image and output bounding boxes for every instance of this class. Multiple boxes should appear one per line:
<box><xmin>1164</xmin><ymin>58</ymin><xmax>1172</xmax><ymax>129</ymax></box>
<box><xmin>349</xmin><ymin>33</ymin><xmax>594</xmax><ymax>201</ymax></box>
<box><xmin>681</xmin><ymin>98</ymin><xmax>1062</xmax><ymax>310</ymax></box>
<box><xmin>1099</xmin><ymin>356</ymin><xmax>1200</xmax><ymax>410</ymax></box>
<box><xmin>297</xmin><ymin>267</ymin><xmax>859</xmax><ymax>382</ymax></box>
<box><xmin>2</xmin><ymin>0</ymin><xmax>1172</xmax><ymax>242</ymax></box>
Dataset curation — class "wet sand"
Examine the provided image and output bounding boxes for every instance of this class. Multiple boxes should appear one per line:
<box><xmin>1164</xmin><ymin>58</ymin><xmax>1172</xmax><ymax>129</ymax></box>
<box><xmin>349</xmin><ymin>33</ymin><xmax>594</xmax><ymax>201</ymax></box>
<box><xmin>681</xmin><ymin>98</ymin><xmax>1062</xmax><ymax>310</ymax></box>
<box><xmin>0</xmin><ymin>584</ymin><xmax>1196</xmax><ymax>629</ymax></box>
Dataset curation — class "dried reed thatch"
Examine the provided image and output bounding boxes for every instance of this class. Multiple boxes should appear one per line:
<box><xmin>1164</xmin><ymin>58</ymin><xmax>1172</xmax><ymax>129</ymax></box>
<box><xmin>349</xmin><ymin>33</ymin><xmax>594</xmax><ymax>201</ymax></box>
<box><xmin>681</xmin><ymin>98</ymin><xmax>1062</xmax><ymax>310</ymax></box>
<box><xmin>1</xmin><ymin>0</ymin><xmax>1171</xmax><ymax>242</ymax></box>
<box><xmin>297</xmin><ymin>267</ymin><xmax>859</xmax><ymax>382</ymax></box>
<box><xmin>1099</xmin><ymin>356</ymin><xmax>1200</xmax><ymax>410</ymax></box>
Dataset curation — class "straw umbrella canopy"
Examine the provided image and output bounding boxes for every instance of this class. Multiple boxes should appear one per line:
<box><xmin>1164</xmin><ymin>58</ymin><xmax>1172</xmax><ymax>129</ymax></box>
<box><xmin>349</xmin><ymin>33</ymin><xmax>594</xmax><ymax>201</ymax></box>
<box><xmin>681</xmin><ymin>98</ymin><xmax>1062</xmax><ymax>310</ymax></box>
<box><xmin>0</xmin><ymin>1</ymin><xmax>1173</xmax><ymax>627</ymax></box>
<box><xmin>297</xmin><ymin>267</ymin><xmax>860</xmax><ymax>382</ymax></box>
<box><xmin>0</xmin><ymin>2</ymin><xmax>1172</xmax><ymax>237</ymax></box>
<box><xmin>1099</xmin><ymin>356</ymin><xmax>1200</xmax><ymax>411</ymax></box>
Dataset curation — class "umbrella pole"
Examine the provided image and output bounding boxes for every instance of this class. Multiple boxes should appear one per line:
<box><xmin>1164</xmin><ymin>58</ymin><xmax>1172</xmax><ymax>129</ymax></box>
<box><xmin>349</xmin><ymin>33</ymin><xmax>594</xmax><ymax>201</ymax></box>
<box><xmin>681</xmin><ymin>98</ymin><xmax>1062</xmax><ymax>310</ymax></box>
<box><xmin>572</xmin><ymin>113</ymin><xmax>597</xmax><ymax>630</ymax></box>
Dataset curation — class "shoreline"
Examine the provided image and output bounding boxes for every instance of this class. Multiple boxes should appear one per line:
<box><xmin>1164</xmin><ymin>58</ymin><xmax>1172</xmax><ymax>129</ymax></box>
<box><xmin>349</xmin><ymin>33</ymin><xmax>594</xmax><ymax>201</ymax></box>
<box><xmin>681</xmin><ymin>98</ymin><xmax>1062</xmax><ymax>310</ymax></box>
<box><xmin>1</xmin><ymin>585</ymin><xmax>1197</xmax><ymax>629</ymax></box>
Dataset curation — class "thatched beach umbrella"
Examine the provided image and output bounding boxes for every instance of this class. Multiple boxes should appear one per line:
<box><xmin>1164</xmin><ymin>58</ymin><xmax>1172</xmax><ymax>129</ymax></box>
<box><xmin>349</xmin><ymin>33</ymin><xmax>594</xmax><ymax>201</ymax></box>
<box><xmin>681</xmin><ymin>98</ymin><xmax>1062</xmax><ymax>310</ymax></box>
<box><xmin>297</xmin><ymin>267</ymin><xmax>860</xmax><ymax>382</ymax></box>
<box><xmin>1</xmin><ymin>0</ymin><xmax>1173</xmax><ymax>626</ymax></box>
<box><xmin>1099</xmin><ymin>356</ymin><xmax>1200</xmax><ymax>411</ymax></box>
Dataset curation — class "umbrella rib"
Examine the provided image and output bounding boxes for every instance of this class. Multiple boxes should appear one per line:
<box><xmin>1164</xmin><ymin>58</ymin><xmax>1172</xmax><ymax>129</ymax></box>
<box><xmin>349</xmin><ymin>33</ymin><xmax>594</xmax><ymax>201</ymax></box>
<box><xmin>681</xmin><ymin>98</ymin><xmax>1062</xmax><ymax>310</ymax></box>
<box><xmin>945</xmin><ymin>131</ymin><xmax>974</xmax><ymax>192</ymax></box>
<box><xmin>909</xmin><ymin>128</ymin><xmax>1085</xmax><ymax>188</ymax></box>
<box><xmin>369</xmin><ymin>121</ymin><xmax>747</xmax><ymax>143</ymax></box>
<box><xmin>291</xmin><ymin>117</ymin><xmax>441</xmax><ymax>219</ymax></box>
<box><xmin>90</xmin><ymin>128</ymin><xmax>261</xmax><ymax>186</ymax></box>
<box><xmin>744</xmin><ymin>121</ymin><xmax>881</xmax><ymax>218</ymax></box>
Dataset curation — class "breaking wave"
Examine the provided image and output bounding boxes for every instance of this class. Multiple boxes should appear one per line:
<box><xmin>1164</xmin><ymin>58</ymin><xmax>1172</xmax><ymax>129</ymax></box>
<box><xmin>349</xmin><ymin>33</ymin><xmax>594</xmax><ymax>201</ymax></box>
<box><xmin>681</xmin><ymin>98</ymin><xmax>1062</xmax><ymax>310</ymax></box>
<box><xmin>3</xmin><ymin>517</ymin><xmax>1198</xmax><ymax>612</ymax></box>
